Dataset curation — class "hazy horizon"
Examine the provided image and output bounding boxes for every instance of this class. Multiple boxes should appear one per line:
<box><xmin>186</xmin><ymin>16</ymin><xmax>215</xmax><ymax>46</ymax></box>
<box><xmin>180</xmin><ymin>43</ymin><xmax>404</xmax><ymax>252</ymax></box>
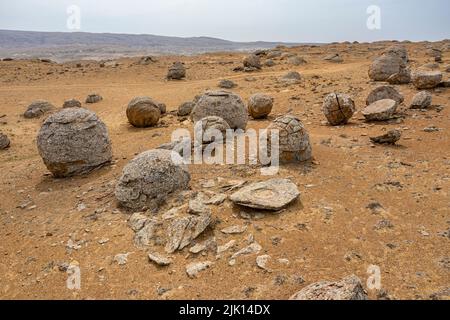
<box><xmin>1</xmin><ymin>0</ymin><xmax>449</xmax><ymax>43</ymax></box>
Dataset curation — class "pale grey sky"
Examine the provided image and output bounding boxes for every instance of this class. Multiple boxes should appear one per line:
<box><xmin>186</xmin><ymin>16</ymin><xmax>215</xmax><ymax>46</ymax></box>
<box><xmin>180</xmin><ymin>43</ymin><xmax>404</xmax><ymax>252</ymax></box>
<box><xmin>0</xmin><ymin>0</ymin><xmax>449</xmax><ymax>42</ymax></box>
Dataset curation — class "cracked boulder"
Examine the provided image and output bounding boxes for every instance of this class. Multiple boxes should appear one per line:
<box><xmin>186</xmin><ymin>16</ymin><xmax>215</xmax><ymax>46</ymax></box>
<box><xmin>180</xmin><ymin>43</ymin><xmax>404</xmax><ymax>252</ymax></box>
<box><xmin>115</xmin><ymin>149</ymin><xmax>190</xmax><ymax>210</ymax></box>
<box><xmin>322</xmin><ymin>93</ymin><xmax>356</xmax><ymax>126</ymax></box>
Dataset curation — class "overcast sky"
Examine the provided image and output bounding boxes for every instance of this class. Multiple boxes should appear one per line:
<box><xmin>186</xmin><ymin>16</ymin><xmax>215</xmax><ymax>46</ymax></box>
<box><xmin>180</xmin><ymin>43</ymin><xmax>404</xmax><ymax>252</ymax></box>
<box><xmin>0</xmin><ymin>0</ymin><xmax>449</xmax><ymax>42</ymax></box>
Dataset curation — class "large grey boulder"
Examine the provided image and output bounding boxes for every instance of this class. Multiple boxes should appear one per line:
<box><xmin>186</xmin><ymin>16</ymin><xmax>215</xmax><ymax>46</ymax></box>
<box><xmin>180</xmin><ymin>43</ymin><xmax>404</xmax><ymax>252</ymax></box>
<box><xmin>366</xmin><ymin>85</ymin><xmax>404</xmax><ymax>105</ymax></box>
<box><xmin>267</xmin><ymin>115</ymin><xmax>312</xmax><ymax>163</ymax></box>
<box><xmin>36</xmin><ymin>108</ymin><xmax>112</xmax><ymax>178</ymax></box>
<box><xmin>322</xmin><ymin>93</ymin><xmax>356</xmax><ymax>125</ymax></box>
<box><xmin>229</xmin><ymin>178</ymin><xmax>300</xmax><ymax>211</ymax></box>
<box><xmin>24</xmin><ymin>100</ymin><xmax>54</xmax><ymax>119</ymax></box>
<box><xmin>369</xmin><ymin>45</ymin><xmax>410</xmax><ymax>83</ymax></box>
<box><xmin>243</xmin><ymin>54</ymin><xmax>261</xmax><ymax>70</ymax></box>
<box><xmin>191</xmin><ymin>91</ymin><xmax>248</xmax><ymax>130</ymax></box>
<box><xmin>126</xmin><ymin>96</ymin><xmax>161</xmax><ymax>127</ymax></box>
<box><xmin>289</xmin><ymin>275</ymin><xmax>368</xmax><ymax>300</ymax></box>
<box><xmin>248</xmin><ymin>93</ymin><xmax>274</xmax><ymax>119</ymax></box>
<box><xmin>412</xmin><ymin>70</ymin><xmax>443</xmax><ymax>89</ymax></box>
<box><xmin>115</xmin><ymin>149</ymin><xmax>190</xmax><ymax>210</ymax></box>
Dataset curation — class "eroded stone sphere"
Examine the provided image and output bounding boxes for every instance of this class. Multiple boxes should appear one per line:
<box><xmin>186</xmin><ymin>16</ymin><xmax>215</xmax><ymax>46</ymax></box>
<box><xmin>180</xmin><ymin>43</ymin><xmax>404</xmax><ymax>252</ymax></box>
<box><xmin>126</xmin><ymin>96</ymin><xmax>161</xmax><ymax>128</ymax></box>
<box><xmin>191</xmin><ymin>91</ymin><xmax>248</xmax><ymax>130</ymax></box>
<box><xmin>248</xmin><ymin>93</ymin><xmax>273</xmax><ymax>119</ymax></box>
<box><xmin>194</xmin><ymin>116</ymin><xmax>231</xmax><ymax>144</ymax></box>
<box><xmin>267</xmin><ymin>115</ymin><xmax>312</xmax><ymax>163</ymax></box>
<box><xmin>115</xmin><ymin>149</ymin><xmax>190</xmax><ymax>210</ymax></box>
<box><xmin>37</xmin><ymin>108</ymin><xmax>112</xmax><ymax>178</ymax></box>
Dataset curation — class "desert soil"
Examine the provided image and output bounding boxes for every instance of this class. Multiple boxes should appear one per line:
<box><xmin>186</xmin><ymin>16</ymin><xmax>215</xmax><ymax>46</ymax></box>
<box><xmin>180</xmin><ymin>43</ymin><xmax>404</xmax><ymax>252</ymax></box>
<box><xmin>0</xmin><ymin>41</ymin><xmax>449</xmax><ymax>300</ymax></box>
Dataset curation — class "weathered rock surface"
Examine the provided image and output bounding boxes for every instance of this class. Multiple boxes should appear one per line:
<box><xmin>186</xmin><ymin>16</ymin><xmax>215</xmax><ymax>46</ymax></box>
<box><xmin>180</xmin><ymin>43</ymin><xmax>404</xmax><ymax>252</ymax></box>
<box><xmin>369</xmin><ymin>45</ymin><xmax>410</xmax><ymax>82</ymax></box>
<box><xmin>36</xmin><ymin>108</ymin><xmax>112</xmax><ymax>178</ymax></box>
<box><xmin>362</xmin><ymin>99</ymin><xmax>398</xmax><ymax>121</ymax></box>
<box><xmin>412</xmin><ymin>70</ymin><xmax>443</xmax><ymax>89</ymax></box>
<box><xmin>267</xmin><ymin>115</ymin><xmax>312</xmax><ymax>163</ymax></box>
<box><xmin>178</xmin><ymin>101</ymin><xmax>195</xmax><ymax>116</ymax></box>
<box><xmin>186</xmin><ymin>261</ymin><xmax>212</xmax><ymax>278</ymax></box>
<box><xmin>165</xmin><ymin>213</ymin><xmax>212</xmax><ymax>253</ymax></box>
<box><xmin>323</xmin><ymin>53</ymin><xmax>343</xmax><ymax>63</ymax></box>
<box><xmin>115</xmin><ymin>149</ymin><xmax>190</xmax><ymax>210</ymax></box>
<box><xmin>370</xmin><ymin>130</ymin><xmax>402</xmax><ymax>145</ymax></box>
<box><xmin>194</xmin><ymin>116</ymin><xmax>230</xmax><ymax>144</ymax></box>
<box><xmin>322</xmin><ymin>93</ymin><xmax>356</xmax><ymax>125</ymax></box>
<box><xmin>62</xmin><ymin>99</ymin><xmax>82</xmax><ymax>109</ymax></box>
<box><xmin>280</xmin><ymin>71</ymin><xmax>302</xmax><ymax>84</ymax></box>
<box><xmin>243</xmin><ymin>54</ymin><xmax>261</xmax><ymax>70</ymax></box>
<box><xmin>85</xmin><ymin>94</ymin><xmax>102</xmax><ymax>104</ymax></box>
<box><xmin>230</xmin><ymin>178</ymin><xmax>300</xmax><ymax>210</ymax></box>
<box><xmin>24</xmin><ymin>100</ymin><xmax>54</xmax><ymax>118</ymax></box>
<box><xmin>148</xmin><ymin>252</ymin><xmax>172</xmax><ymax>266</ymax></box>
<box><xmin>218</xmin><ymin>79</ymin><xmax>237</xmax><ymax>89</ymax></box>
<box><xmin>410</xmin><ymin>91</ymin><xmax>432</xmax><ymax>109</ymax></box>
<box><xmin>126</xmin><ymin>96</ymin><xmax>161</xmax><ymax>127</ymax></box>
<box><xmin>366</xmin><ymin>86</ymin><xmax>404</xmax><ymax>105</ymax></box>
<box><xmin>248</xmin><ymin>93</ymin><xmax>274</xmax><ymax>119</ymax></box>
<box><xmin>289</xmin><ymin>275</ymin><xmax>368</xmax><ymax>300</ymax></box>
<box><xmin>0</xmin><ymin>133</ymin><xmax>10</xmax><ymax>149</ymax></box>
<box><xmin>191</xmin><ymin>91</ymin><xmax>248</xmax><ymax>129</ymax></box>
<box><xmin>167</xmin><ymin>62</ymin><xmax>186</xmax><ymax>80</ymax></box>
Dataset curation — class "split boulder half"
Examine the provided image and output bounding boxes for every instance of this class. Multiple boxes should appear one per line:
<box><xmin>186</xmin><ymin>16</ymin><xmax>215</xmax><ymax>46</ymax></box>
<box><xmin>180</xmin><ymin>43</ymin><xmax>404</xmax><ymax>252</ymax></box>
<box><xmin>230</xmin><ymin>178</ymin><xmax>300</xmax><ymax>211</ymax></box>
<box><xmin>115</xmin><ymin>149</ymin><xmax>190</xmax><ymax>210</ymax></box>
<box><xmin>36</xmin><ymin>108</ymin><xmax>112</xmax><ymax>178</ymax></box>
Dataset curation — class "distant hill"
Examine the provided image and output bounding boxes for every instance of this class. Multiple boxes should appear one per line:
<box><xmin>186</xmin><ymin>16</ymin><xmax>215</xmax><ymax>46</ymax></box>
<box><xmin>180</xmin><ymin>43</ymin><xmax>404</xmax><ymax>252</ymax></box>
<box><xmin>0</xmin><ymin>29</ymin><xmax>306</xmax><ymax>62</ymax></box>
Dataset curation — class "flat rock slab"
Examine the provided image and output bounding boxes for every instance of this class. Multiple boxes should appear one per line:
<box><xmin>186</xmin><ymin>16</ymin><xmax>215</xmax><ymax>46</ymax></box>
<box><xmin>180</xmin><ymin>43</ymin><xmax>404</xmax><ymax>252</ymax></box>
<box><xmin>229</xmin><ymin>178</ymin><xmax>300</xmax><ymax>210</ymax></box>
<box><xmin>361</xmin><ymin>99</ymin><xmax>397</xmax><ymax>121</ymax></box>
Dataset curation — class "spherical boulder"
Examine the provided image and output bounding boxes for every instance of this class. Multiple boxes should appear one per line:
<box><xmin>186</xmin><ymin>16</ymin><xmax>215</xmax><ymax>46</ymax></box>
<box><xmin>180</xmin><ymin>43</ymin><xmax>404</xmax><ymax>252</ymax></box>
<box><xmin>267</xmin><ymin>115</ymin><xmax>312</xmax><ymax>163</ymax></box>
<box><xmin>248</xmin><ymin>93</ymin><xmax>274</xmax><ymax>119</ymax></box>
<box><xmin>0</xmin><ymin>133</ymin><xmax>10</xmax><ymax>150</ymax></box>
<box><xmin>366</xmin><ymin>86</ymin><xmax>404</xmax><ymax>105</ymax></box>
<box><xmin>191</xmin><ymin>91</ymin><xmax>248</xmax><ymax>130</ymax></box>
<box><xmin>36</xmin><ymin>108</ymin><xmax>112</xmax><ymax>178</ymax></box>
<box><xmin>194</xmin><ymin>116</ymin><xmax>230</xmax><ymax>144</ymax></box>
<box><xmin>412</xmin><ymin>70</ymin><xmax>442</xmax><ymax>89</ymax></box>
<box><xmin>410</xmin><ymin>91</ymin><xmax>432</xmax><ymax>109</ymax></box>
<box><xmin>322</xmin><ymin>93</ymin><xmax>356</xmax><ymax>126</ymax></box>
<box><xmin>167</xmin><ymin>62</ymin><xmax>186</xmax><ymax>80</ymax></box>
<box><xmin>115</xmin><ymin>149</ymin><xmax>190</xmax><ymax>210</ymax></box>
<box><xmin>126</xmin><ymin>97</ymin><xmax>161</xmax><ymax>128</ymax></box>
<box><xmin>24</xmin><ymin>100</ymin><xmax>54</xmax><ymax>119</ymax></box>
<box><xmin>63</xmin><ymin>99</ymin><xmax>82</xmax><ymax>109</ymax></box>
